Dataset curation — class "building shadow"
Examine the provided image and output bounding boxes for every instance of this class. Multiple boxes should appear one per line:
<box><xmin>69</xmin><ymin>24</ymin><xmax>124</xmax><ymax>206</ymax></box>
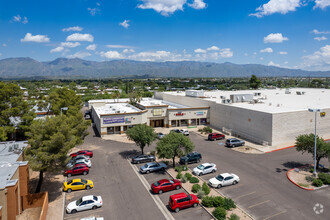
<box><xmin>118</xmin><ymin>149</ymin><xmax>140</xmax><ymax>160</ymax></box>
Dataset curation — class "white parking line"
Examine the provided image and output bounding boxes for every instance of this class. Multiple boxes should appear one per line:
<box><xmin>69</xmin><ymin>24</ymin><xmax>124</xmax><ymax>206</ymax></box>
<box><xmin>263</xmin><ymin>210</ymin><xmax>287</xmax><ymax>220</ymax></box>
<box><xmin>248</xmin><ymin>200</ymin><xmax>270</xmax><ymax>209</ymax></box>
<box><xmin>127</xmin><ymin>159</ymin><xmax>175</xmax><ymax>220</ymax></box>
<box><xmin>235</xmin><ymin>191</ymin><xmax>256</xmax><ymax>200</ymax></box>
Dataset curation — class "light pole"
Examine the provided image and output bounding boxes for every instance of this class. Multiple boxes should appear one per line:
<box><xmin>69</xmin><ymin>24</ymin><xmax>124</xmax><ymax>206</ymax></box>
<box><xmin>61</xmin><ymin>107</ymin><xmax>68</xmax><ymax>116</ymax></box>
<box><xmin>308</xmin><ymin>108</ymin><xmax>321</xmax><ymax>176</ymax></box>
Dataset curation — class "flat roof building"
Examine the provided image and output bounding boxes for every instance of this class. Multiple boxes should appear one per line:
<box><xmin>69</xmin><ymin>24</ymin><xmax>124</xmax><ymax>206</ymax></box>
<box><xmin>155</xmin><ymin>88</ymin><xmax>330</xmax><ymax>146</ymax></box>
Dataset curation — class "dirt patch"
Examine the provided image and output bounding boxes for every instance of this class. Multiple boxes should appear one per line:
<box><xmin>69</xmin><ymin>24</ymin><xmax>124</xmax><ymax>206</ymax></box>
<box><xmin>17</xmin><ymin>207</ymin><xmax>41</xmax><ymax>220</ymax></box>
<box><xmin>288</xmin><ymin>167</ymin><xmax>315</xmax><ymax>189</ymax></box>
<box><xmin>232</xmin><ymin>146</ymin><xmax>264</xmax><ymax>154</ymax></box>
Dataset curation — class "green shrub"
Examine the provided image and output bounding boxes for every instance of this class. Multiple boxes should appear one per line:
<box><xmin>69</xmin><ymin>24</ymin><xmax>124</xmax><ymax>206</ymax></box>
<box><xmin>309</xmin><ymin>167</ymin><xmax>314</xmax><ymax>173</ymax></box>
<box><xmin>192</xmin><ymin>184</ymin><xmax>201</xmax><ymax>193</ymax></box>
<box><xmin>149</xmin><ymin>150</ymin><xmax>156</xmax><ymax>156</ymax></box>
<box><xmin>175</xmin><ymin>165</ymin><xmax>188</xmax><ymax>172</ymax></box>
<box><xmin>318</xmin><ymin>173</ymin><xmax>330</xmax><ymax>185</ymax></box>
<box><xmin>176</xmin><ymin>172</ymin><xmax>182</xmax><ymax>179</ymax></box>
<box><xmin>202</xmin><ymin>182</ymin><xmax>210</xmax><ymax>195</ymax></box>
<box><xmin>202</xmin><ymin>196</ymin><xmax>214</xmax><ymax>207</ymax></box>
<box><xmin>198</xmin><ymin>128</ymin><xmax>203</xmax><ymax>133</ymax></box>
<box><xmin>212</xmin><ymin>196</ymin><xmax>224</xmax><ymax>207</ymax></box>
<box><xmin>212</xmin><ymin>207</ymin><xmax>227</xmax><ymax>220</ymax></box>
<box><xmin>223</xmin><ymin>198</ymin><xmax>236</xmax><ymax>210</ymax></box>
<box><xmin>229</xmin><ymin>213</ymin><xmax>240</xmax><ymax>220</ymax></box>
<box><xmin>305</xmin><ymin>175</ymin><xmax>315</xmax><ymax>183</ymax></box>
<box><xmin>313</xmin><ymin>179</ymin><xmax>323</xmax><ymax>187</ymax></box>
<box><xmin>181</xmin><ymin>176</ymin><xmax>188</xmax><ymax>183</ymax></box>
<box><xmin>189</xmin><ymin>177</ymin><xmax>199</xmax><ymax>183</ymax></box>
<box><xmin>197</xmin><ymin>189</ymin><xmax>205</xmax><ymax>199</ymax></box>
<box><xmin>161</xmin><ymin>160</ymin><xmax>169</xmax><ymax>165</ymax></box>
<box><xmin>203</xmin><ymin>126</ymin><xmax>213</xmax><ymax>134</ymax></box>
<box><xmin>184</xmin><ymin>172</ymin><xmax>192</xmax><ymax>181</ymax></box>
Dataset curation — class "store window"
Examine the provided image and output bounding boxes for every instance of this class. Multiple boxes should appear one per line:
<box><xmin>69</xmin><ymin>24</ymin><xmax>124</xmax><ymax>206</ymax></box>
<box><xmin>200</xmin><ymin>118</ymin><xmax>207</xmax><ymax>125</ymax></box>
<box><xmin>171</xmin><ymin>120</ymin><xmax>177</xmax><ymax>127</ymax></box>
<box><xmin>181</xmin><ymin>119</ymin><xmax>188</xmax><ymax>126</ymax></box>
<box><xmin>191</xmin><ymin>119</ymin><xmax>196</xmax><ymax>126</ymax></box>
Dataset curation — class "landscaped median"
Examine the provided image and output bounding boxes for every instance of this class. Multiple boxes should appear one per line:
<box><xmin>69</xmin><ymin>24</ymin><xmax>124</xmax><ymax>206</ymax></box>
<box><xmin>166</xmin><ymin>165</ymin><xmax>252</xmax><ymax>220</ymax></box>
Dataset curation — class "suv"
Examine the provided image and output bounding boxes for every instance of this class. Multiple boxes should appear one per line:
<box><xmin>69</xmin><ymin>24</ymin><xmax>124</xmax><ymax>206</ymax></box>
<box><xmin>225</xmin><ymin>138</ymin><xmax>245</xmax><ymax>148</ymax></box>
<box><xmin>180</xmin><ymin>129</ymin><xmax>189</xmax><ymax>136</ymax></box>
<box><xmin>180</xmin><ymin>152</ymin><xmax>202</xmax><ymax>164</ymax></box>
<box><xmin>70</xmin><ymin>150</ymin><xmax>93</xmax><ymax>158</ymax></box>
<box><xmin>169</xmin><ymin>193</ymin><xmax>199</xmax><ymax>213</ymax></box>
<box><xmin>64</xmin><ymin>164</ymin><xmax>89</xmax><ymax>177</ymax></box>
<box><xmin>208</xmin><ymin>133</ymin><xmax>225</xmax><ymax>141</ymax></box>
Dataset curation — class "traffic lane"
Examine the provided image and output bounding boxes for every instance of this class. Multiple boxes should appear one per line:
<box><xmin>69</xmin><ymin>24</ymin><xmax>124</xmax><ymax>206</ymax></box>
<box><xmin>188</xmin><ymin>132</ymin><xmax>329</xmax><ymax>220</ymax></box>
<box><xmin>64</xmin><ymin>137</ymin><xmax>167</xmax><ymax>220</ymax></box>
<box><xmin>132</xmin><ymin>163</ymin><xmax>211</xmax><ymax>220</ymax></box>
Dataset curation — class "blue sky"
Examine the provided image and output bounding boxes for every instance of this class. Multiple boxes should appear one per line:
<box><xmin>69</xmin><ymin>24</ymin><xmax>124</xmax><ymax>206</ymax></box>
<box><xmin>0</xmin><ymin>0</ymin><xmax>330</xmax><ymax>71</ymax></box>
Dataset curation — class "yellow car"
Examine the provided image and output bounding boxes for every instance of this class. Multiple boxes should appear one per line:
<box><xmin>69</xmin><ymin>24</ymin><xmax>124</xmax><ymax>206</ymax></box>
<box><xmin>63</xmin><ymin>179</ymin><xmax>94</xmax><ymax>193</ymax></box>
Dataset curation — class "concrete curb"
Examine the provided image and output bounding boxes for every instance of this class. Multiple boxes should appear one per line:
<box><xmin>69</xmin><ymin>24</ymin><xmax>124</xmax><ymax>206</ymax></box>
<box><xmin>165</xmin><ymin>169</ymin><xmax>216</xmax><ymax>220</ymax></box>
<box><xmin>286</xmin><ymin>167</ymin><xmax>314</xmax><ymax>191</ymax></box>
<box><xmin>266</xmin><ymin>145</ymin><xmax>295</xmax><ymax>153</ymax></box>
<box><xmin>62</xmin><ymin>176</ymin><xmax>67</xmax><ymax>220</ymax></box>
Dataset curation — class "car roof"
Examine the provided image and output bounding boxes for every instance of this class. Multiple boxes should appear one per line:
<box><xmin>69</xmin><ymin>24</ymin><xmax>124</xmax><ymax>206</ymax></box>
<box><xmin>82</xmin><ymin>195</ymin><xmax>95</xmax><ymax>201</ymax></box>
<box><xmin>73</xmin><ymin>164</ymin><xmax>88</xmax><ymax>168</ymax></box>
<box><xmin>146</xmin><ymin>162</ymin><xmax>157</xmax><ymax>166</ymax></box>
<box><xmin>201</xmin><ymin>163</ymin><xmax>213</xmax><ymax>166</ymax></box>
<box><xmin>158</xmin><ymin>179</ymin><xmax>170</xmax><ymax>184</ymax></box>
<box><xmin>170</xmin><ymin>192</ymin><xmax>187</xmax><ymax>200</ymax></box>
<box><xmin>219</xmin><ymin>173</ymin><xmax>232</xmax><ymax>178</ymax></box>
<box><xmin>71</xmin><ymin>179</ymin><xmax>82</xmax><ymax>183</ymax></box>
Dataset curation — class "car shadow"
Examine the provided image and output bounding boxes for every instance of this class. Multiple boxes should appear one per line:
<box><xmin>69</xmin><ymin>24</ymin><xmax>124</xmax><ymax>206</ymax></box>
<box><xmin>118</xmin><ymin>149</ymin><xmax>140</xmax><ymax>160</ymax></box>
<box><xmin>282</xmin><ymin>161</ymin><xmax>308</xmax><ymax>169</ymax></box>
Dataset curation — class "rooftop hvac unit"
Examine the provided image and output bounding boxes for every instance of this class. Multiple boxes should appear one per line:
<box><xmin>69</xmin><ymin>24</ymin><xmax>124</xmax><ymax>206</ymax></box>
<box><xmin>13</xmin><ymin>144</ymin><xmax>19</xmax><ymax>150</ymax></box>
<box><xmin>116</xmin><ymin>111</ymin><xmax>120</xmax><ymax>113</ymax></box>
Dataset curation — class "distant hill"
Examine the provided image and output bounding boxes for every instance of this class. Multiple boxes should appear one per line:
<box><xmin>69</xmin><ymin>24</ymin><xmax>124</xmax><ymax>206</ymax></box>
<box><xmin>0</xmin><ymin>57</ymin><xmax>329</xmax><ymax>79</ymax></box>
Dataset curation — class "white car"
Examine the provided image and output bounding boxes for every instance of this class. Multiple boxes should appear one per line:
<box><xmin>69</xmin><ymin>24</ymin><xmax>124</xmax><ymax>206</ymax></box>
<box><xmin>66</xmin><ymin>195</ymin><xmax>102</xmax><ymax>214</ymax></box>
<box><xmin>80</xmin><ymin>217</ymin><xmax>104</xmax><ymax>220</ymax></box>
<box><xmin>208</xmin><ymin>173</ymin><xmax>240</xmax><ymax>188</ymax></box>
<box><xmin>68</xmin><ymin>158</ymin><xmax>92</xmax><ymax>168</ymax></box>
<box><xmin>180</xmin><ymin>129</ymin><xmax>189</xmax><ymax>136</ymax></box>
<box><xmin>193</xmin><ymin>163</ymin><xmax>217</xmax><ymax>176</ymax></box>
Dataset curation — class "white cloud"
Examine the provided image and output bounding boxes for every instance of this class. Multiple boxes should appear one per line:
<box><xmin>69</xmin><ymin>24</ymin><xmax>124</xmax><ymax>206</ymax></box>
<box><xmin>62</xmin><ymin>26</ymin><xmax>83</xmax><ymax>32</ymax></box>
<box><xmin>50</xmin><ymin>47</ymin><xmax>64</xmax><ymax>53</ymax></box>
<box><xmin>314</xmin><ymin>36</ymin><xmax>327</xmax><ymax>41</ymax></box>
<box><xmin>260</xmin><ymin>47</ymin><xmax>273</xmax><ymax>53</ymax></box>
<box><xmin>268</xmin><ymin>61</ymin><xmax>280</xmax><ymax>67</ymax></box>
<box><xmin>219</xmin><ymin>48</ymin><xmax>233</xmax><ymax>58</ymax></box>
<box><xmin>21</xmin><ymin>33</ymin><xmax>50</xmax><ymax>43</ymax></box>
<box><xmin>244</xmin><ymin>53</ymin><xmax>248</xmax><ymax>56</ymax></box>
<box><xmin>207</xmin><ymin>46</ymin><xmax>220</xmax><ymax>51</ymax></box>
<box><xmin>123</xmin><ymin>48</ymin><xmax>135</xmax><ymax>53</ymax></box>
<box><xmin>13</xmin><ymin>14</ymin><xmax>21</xmax><ymax>22</ymax></box>
<box><xmin>67</xmin><ymin>51</ymin><xmax>92</xmax><ymax>59</ymax></box>
<box><xmin>264</xmin><ymin>33</ymin><xmax>289</xmax><ymax>43</ymax></box>
<box><xmin>86</xmin><ymin>44</ymin><xmax>96</xmax><ymax>51</ymax></box>
<box><xmin>100</xmin><ymin>51</ymin><xmax>124</xmax><ymax>59</ymax></box>
<box><xmin>260</xmin><ymin>57</ymin><xmax>264</xmax><ymax>60</ymax></box>
<box><xmin>107</xmin><ymin>44</ymin><xmax>134</xmax><ymax>49</ymax></box>
<box><xmin>250</xmin><ymin>0</ymin><xmax>302</xmax><ymax>17</ymax></box>
<box><xmin>128</xmin><ymin>50</ymin><xmax>183</xmax><ymax>61</ymax></box>
<box><xmin>2</xmin><ymin>44</ymin><xmax>7</xmax><ymax>47</ymax></box>
<box><xmin>312</xmin><ymin>29</ymin><xmax>330</xmax><ymax>34</ymax></box>
<box><xmin>66</xmin><ymin>33</ymin><xmax>94</xmax><ymax>42</ymax></box>
<box><xmin>22</xmin><ymin>17</ymin><xmax>28</xmax><ymax>24</ymax></box>
<box><xmin>284</xmin><ymin>61</ymin><xmax>289</xmax><ymax>64</ymax></box>
<box><xmin>88</xmin><ymin>8</ymin><xmax>100</xmax><ymax>16</ymax></box>
<box><xmin>302</xmin><ymin>45</ymin><xmax>330</xmax><ymax>70</ymax></box>
<box><xmin>194</xmin><ymin>48</ymin><xmax>207</xmax><ymax>53</ymax></box>
<box><xmin>137</xmin><ymin>0</ymin><xmax>186</xmax><ymax>16</ymax></box>
<box><xmin>119</xmin><ymin>20</ymin><xmax>130</xmax><ymax>29</ymax></box>
<box><xmin>279</xmin><ymin>51</ymin><xmax>288</xmax><ymax>55</ymax></box>
<box><xmin>61</xmin><ymin>42</ymin><xmax>81</xmax><ymax>48</ymax></box>
<box><xmin>0</xmin><ymin>53</ymin><xmax>2</xmax><ymax>56</ymax></box>
<box><xmin>188</xmin><ymin>0</ymin><xmax>207</xmax><ymax>9</ymax></box>
<box><xmin>314</xmin><ymin>0</ymin><xmax>330</xmax><ymax>9</ymax></box>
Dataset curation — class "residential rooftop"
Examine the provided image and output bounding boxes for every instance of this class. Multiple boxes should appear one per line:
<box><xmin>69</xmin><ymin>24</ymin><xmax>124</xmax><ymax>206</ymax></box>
<box><xmin>93</xmin><ymin>103</ymin><xmax>142</xmax><ymax>116</ymax></box>
<box><xmin>164</xmin><ymin>88</ymin><xmax>330</xmax><ymax>113</ymax></box>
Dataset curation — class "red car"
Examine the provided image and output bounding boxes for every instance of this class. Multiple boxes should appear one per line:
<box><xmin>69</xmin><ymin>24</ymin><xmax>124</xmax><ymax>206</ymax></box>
<box><xmin>64</xmin><ymin>164</ymin><xmax>89</xmax><ymax>177</ymax></box>
<box><xmin>151</xmin><ymin>179</ymin><xmax>181</xmax><ymax>194</ymax></box>
<box><xmin>70</xmin><ymin>150</ymin><xmax>93</xmax><ymax>158</ymax></box>
<box><xmin>169</xmin><ymin>193</ymin><xmax>199</xmax><ymax>213</ymax></box>
<box><xmin>208</xmin><ymin>133</ymin><xmax>225</xmax><ymax>141</ymax></box>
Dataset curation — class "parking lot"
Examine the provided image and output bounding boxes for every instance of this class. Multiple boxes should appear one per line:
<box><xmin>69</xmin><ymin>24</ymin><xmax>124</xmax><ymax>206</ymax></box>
<box><xmin>62</xmin><ymin>127</ymin><xmax>329</xmax><ymax>220</ymax></box>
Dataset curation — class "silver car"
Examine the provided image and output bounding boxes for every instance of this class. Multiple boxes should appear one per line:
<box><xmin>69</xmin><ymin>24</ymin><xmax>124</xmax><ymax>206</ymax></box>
<box><xmin>140</xmin><ymin>162</ymin><xmax>167</xmax><ymax>174</ymax></box>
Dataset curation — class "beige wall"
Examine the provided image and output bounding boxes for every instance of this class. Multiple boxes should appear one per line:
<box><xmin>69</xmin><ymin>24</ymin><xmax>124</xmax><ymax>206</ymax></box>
<box><xmin>0</xmin><ymin>190</ymin><xmax>7</xmax><ymax>220</ymax></box>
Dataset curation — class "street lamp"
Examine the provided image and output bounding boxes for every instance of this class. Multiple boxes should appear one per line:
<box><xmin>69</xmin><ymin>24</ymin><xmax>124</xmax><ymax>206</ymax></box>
<box><xmin>61</xmin><ymin>107</ymin><xmax>68</xmax><ymax>116</ymax></box>
<box><xmin>308</xmin><ymin>108</ymin><xmax>321</xmax><ymax>176</ymax></box>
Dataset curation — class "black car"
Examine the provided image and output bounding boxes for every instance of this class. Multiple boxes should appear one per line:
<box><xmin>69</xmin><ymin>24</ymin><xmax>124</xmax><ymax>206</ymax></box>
<box><xmin>132</xmin><ymin>154</ymin><xmax>156</xmax><ymax>164</ymax></box>
<box><xmin>179</xmin><ymin>152</ymin><xmax>202</xmax><ymax>164</ymax></box>
<box><xmin>170</xmin><ymin>129</ymin><xmax>181</xmax><ymax>133</ymax></box>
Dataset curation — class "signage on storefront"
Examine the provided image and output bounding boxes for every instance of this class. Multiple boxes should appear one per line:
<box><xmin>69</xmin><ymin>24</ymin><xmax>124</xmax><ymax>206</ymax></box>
<box><xmin>125</xmin><ymin>118</ymin><xmax>132</xmax><ymax>123</ymax></box>
<box><xmin>103</xmin><ymin>117</ymin><xmax>125</xmax><ymax>124</ymax></box>
<box><xmin>196</xmin><ymin>112</ymin><xmax>204</xmax><ymax>116</ymax></box>
<box><xmin>320</xmin><ymin>112</ymin><xmax>326</xmax><ymax>117</ymax></box>
<box><xmin>153</xmin><ymin>109</ymin><xmax>162</xmax><ymax>116</ymax></box>
<box><xmin>175</xmin><ymin>112</ymin><xmax>185</xmax><ymax>116</ymax></box>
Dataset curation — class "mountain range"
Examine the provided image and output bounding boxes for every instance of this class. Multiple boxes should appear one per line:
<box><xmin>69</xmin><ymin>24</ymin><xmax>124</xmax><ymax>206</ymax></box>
<box><xmin>0</xmin><ymin>57</ymin><xmax>329</xmax><ymax>79</ymax></box>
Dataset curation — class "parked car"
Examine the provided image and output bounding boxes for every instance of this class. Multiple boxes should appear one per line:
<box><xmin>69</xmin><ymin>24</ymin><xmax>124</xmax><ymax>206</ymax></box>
<box><xmin>151</xmin><ymin>179</ymin><xmax>181</xmax><ymax>194</ymax></box>
<box><xmin>70</xmin><ymin>150</ymin><xmax>93</xmax><ymax>158</ymax></box>
<box><xmin>169</xmin><ymin>193</ymin><xmax>199</xmax><ymax>213</ymax></box>
<box><xmin>179</xmin><ymin>152</ymin><xmax>202</xmax><ymax>164</ymax></box>
<box><xmin>63</xmin><ymin>179</ymin><xmax>94</xmax><ymax>193</ymax></box>
<box><xmin>64</xmin><ymin>164</ymin><xmax>89</xmax><ymax>177</ymax></box>
<box><xmin>208</xmin><ymin>173</ymin><xmax>240</xmax><ymax>188</ymax></box>
<box><xmin>208</xmin><ymin>133</ymin><xmax>225</xmax><ymax>141</ymax></box>
<box><xmin>69</xmin><ymin>155</ymin><xmax>90</xmax><ymax>162</ymax></box>
<box><xmin>193</xmin><ymin>163</ymin><xmax>217</xmax><ymax>176</ymax></box>
<box><xmin>66</xmin><ymin>195</ymin><xmax>102</xmax><ymax>214</ymax></box>
<box><xmin>131</xmin><ymin>154</ymin><xmax>155</xmax><ymax>164</ymax></box>
<box><xmin>180</xmin><ymin>129</ymin><xmax>189</xmax><ymax>136</ymax></box>
<box><xmin>84</xmin><ymin>111</ymin><xmax>91</xmax><ymax>120</ymax></box>
<box><xmin>140</xmin><ymin>162</ymin><xmax>167</xmax><ymax>174</ymax></box>
<box><xmin>157</xmin><ymin>132</ymin><xmax>165</xmax><ymax>139</ymax></box>
<box><xmin>225</xmin><ymin>138</ymin><xmax>245</xmax><ymax>148</ymax></box>
<box><xmin>67</xmin><ymin>158</ymin><xmax>92</xmax><ymax>168</ymax></box>
<box><xmin>80</xmin><ymin>217</ymin><xmax>104</xmax><ymax>220</ymax></box>
<box><xmin>170</xmin><ymin>129</ymin><xmax>181</xmax><ymax>133</ymax></box>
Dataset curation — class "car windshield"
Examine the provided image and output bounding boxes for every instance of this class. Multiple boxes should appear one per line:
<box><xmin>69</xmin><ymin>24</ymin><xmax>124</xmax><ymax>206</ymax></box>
<box><xmin>188</xmin><ymin>194</ymin><xmax>193</xmax><ymax>200</ymax></box>
<box><xmin>76</xmin><ymin>198</ymin><xmax>82</xmax><ymax>206</ymax></box>
<box><xmin>154</xmin><ymin>181</ymin><xmax>160</xmax><ymax>187</ymax></box>
<box><xmin>197</xmin><ymin>165</ymin><xmax>205</xmax><ymax>170</ymax></box>
<box><xmin>216</xmin><ymin>175</ymin><xmax>224</xmax><ymax>181</ymax></box>
<box><xmin>144</xmin><ymin>164</ymin><xmax>149</xmax><ymax>168</ymax></box>
<box><xmin>81</xmin><ymin>179</ymin><xmax>87</xmax><ymax>184</ymax></box>
<box><xmin>169</xmin><ymin>180</ymin><xmax>174</xmax><ymax>184</ymax></box>
<box><xmin>67</xmin><ymin>180</ymin><xmax>73</xmax><ymax>185</ymax></box>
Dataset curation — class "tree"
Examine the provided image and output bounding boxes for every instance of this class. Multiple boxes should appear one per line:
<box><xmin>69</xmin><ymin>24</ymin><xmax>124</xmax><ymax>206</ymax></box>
<box><xmin>47</xmin><ymin>88</ymin><xmax>82</xmax><ymax>115</ymax></box>
<box><xmin>25</xmin><ymin>115</ymin><xmax>89</xmax><ymax>193</ymax></box>
<box><xmin>249</xmin><ymin>75</ymin><xmax>261</xmax><ymax>89</ymax></box>
<box><xmin>156</xmin><ymin>132</ymin><xmax>194</xmax><ymax>167</ymax></box>
<box><xmin>128</xmin><ymin>91</ymin><xmax>143</xmax><ymax>106</ymax></box>
<box><xmin>126</xmin><ymin>124</ymin><xmax>157</xmax><ymax>155</ymax></box>
<box><xmin>295</xmin><ymin>133</ymin><xmax>330</xmax><ymax>169</ymax></box>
